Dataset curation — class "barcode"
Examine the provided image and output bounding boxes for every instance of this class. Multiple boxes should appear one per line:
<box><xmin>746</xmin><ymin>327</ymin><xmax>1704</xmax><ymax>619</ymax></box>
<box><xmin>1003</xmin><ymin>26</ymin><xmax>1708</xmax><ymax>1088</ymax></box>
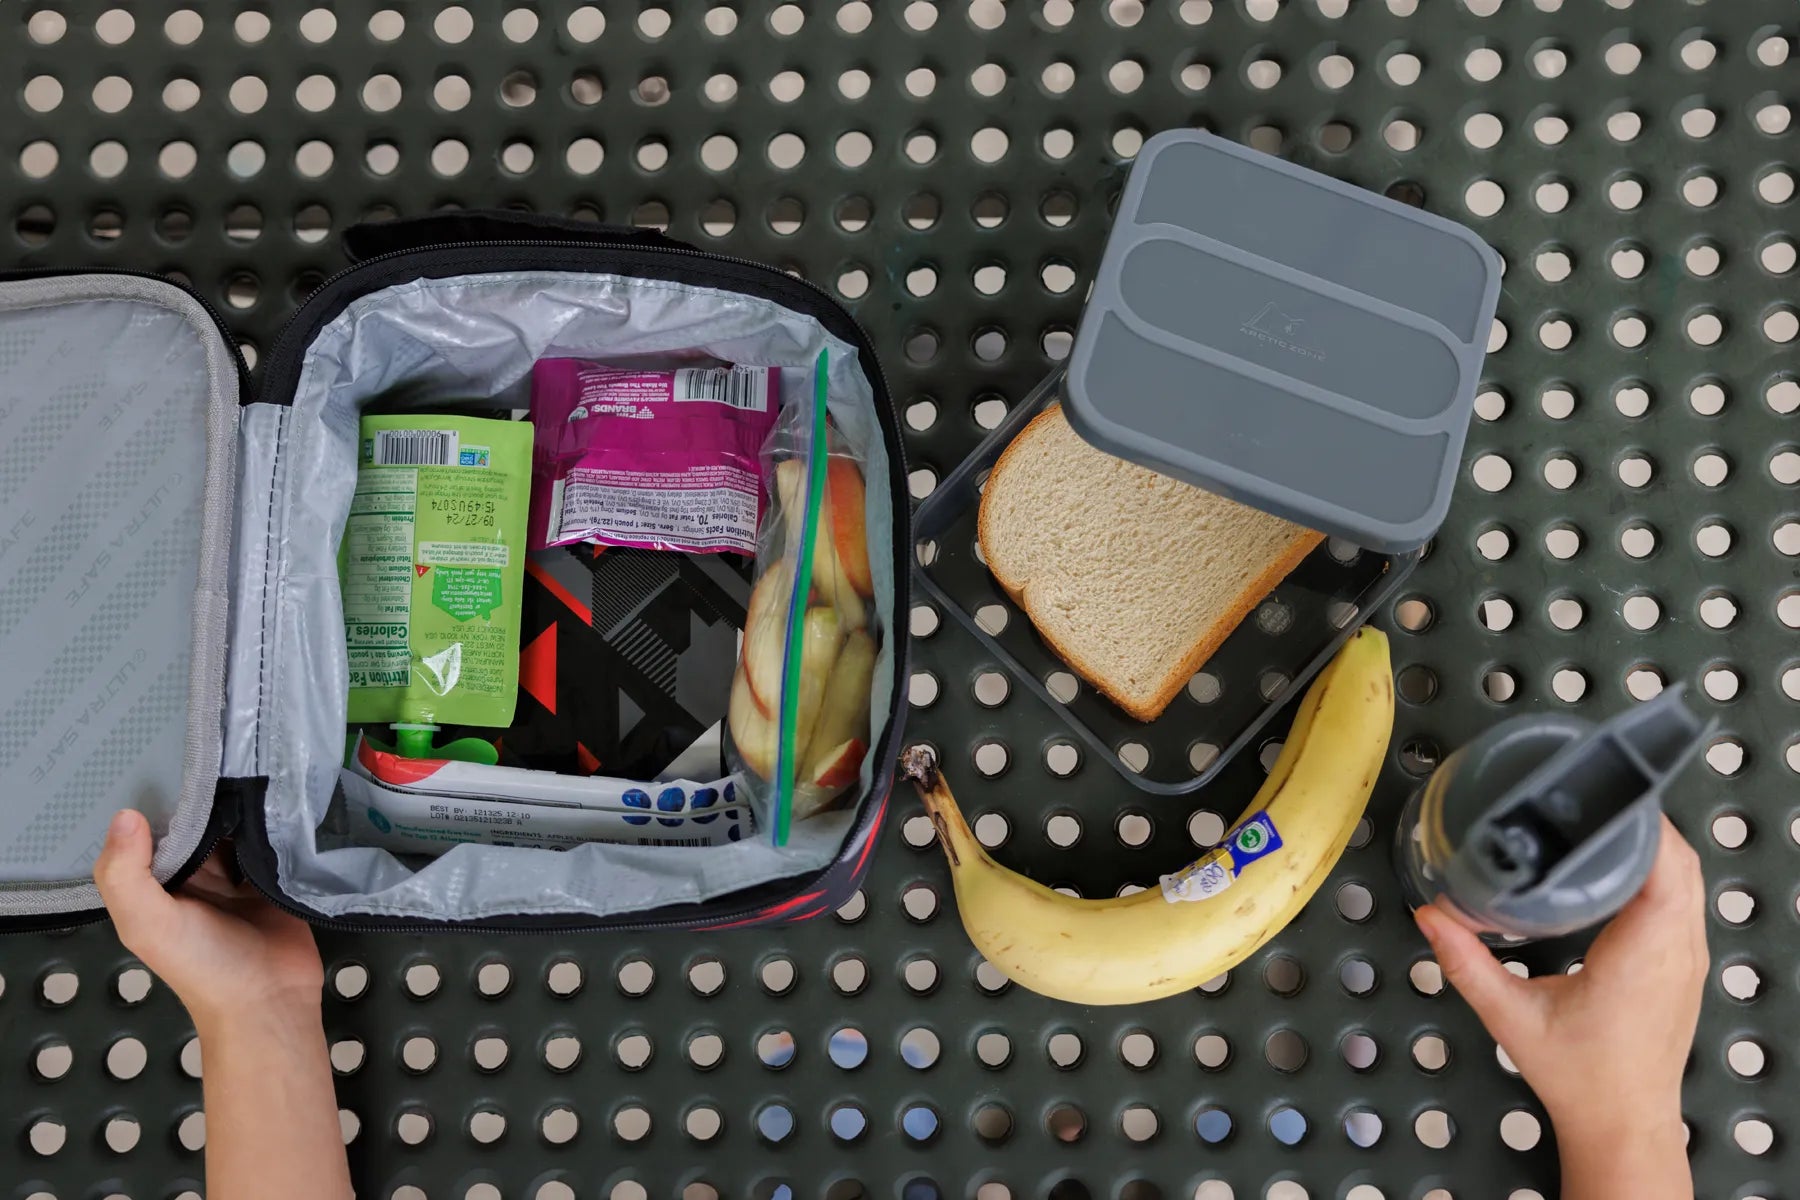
<box><xmin>373</xmin><ymin>429</ymin><xmax>459</xmax><ymax>466</ymax></box>
<box><xmin>674</xmin><ymin>367</ymin><xmax>769</xmax><ymax>412</ymax></box>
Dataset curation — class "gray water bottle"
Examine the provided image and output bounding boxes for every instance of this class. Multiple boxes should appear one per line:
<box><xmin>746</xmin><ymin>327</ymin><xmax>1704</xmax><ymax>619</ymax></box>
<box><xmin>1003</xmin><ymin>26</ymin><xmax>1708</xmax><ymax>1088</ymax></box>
<box><xmin>1395</xmin><ymin>685</ymin><xmax>1713</xmax><ymax>943</ymax></box>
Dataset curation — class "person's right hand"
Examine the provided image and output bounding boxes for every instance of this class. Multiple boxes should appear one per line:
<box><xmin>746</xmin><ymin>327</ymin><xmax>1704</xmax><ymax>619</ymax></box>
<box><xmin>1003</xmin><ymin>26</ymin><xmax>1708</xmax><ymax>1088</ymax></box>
<box><xmin>93</xmin><ymin>809</ymin><xmax>325</xmax><ymax>1034</ymax></box>
<box><xmin>1414</xmin><ymin>816</ymin><xmax>1707</xmax><ymax>1198</ymax></box>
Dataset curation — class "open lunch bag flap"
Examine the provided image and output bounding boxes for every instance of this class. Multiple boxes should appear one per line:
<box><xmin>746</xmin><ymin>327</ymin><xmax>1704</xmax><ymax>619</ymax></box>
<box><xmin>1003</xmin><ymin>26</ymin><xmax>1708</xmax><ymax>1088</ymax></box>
<box><xmin>0</xmin><ymin>212</ymin><xmax>910</xmax><ymax>933</ymax></box>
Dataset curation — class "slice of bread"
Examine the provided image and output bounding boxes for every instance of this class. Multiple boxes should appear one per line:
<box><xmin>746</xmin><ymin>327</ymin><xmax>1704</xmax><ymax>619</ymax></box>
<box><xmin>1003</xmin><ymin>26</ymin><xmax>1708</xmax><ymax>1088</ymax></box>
<box><xmin>977</xmin><ymin>406</ymin><xmax>1324</xmax><ymax>722</ymax></box>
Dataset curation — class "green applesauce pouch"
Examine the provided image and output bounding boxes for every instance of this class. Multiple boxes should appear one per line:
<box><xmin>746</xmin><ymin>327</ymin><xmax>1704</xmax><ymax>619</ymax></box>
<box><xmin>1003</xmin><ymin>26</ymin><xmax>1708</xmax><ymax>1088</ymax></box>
<box><xmin>341</xmin><ymin>414</ymin><xmax>533</xmax><ymax>756</ymax></box>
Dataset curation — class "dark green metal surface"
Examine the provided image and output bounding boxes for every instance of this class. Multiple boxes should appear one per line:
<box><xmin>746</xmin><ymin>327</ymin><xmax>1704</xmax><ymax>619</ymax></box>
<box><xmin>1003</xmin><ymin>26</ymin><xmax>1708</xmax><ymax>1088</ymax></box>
<box><xmin>4</xmin><ymin>2</ymin><xmax>1797</xmax><ymax>1198</ymax></box>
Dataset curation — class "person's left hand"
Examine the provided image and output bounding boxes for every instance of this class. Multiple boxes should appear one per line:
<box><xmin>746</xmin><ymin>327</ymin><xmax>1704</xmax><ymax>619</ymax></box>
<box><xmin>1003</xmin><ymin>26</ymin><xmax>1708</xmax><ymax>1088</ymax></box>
<box><xmin>94</xmin><ymin>810</ymin><xmax>325</xmax><ymax>1033</ymax></box>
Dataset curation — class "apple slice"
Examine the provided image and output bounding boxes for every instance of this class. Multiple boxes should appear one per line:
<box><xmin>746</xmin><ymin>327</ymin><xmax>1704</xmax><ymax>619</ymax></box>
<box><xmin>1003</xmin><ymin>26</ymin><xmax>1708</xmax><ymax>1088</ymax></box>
<box><xmin>825</xmin><ymin>459</ymin><xmax>873</xmax><ymax>598</ymax></box>
<box><xmin>789</xmin><ymin>739</ymin><xmax>868</xmax><ymax>822</ymax></box>
<box><xmin>784</xmin><ymin>629</ymin><xmax>878</xmax><ymax>823</ymax></box>
<box><xmin>774</xmin><ymin>457</ymin><xmax>807</xmax><ymax>553</ymax></box>
<box><xmin>741</xmin><ymin>562</ymin><xmax>790</xmax><ymax>716</ymax></box>
<box><xmin>808</xmin><ymin>738</ymin><xmax>867</xmax><ymax>789</ymax></box>
<box><xmin>812</xmin><ymin>532</ymin><xmax>867</xmax><ymax>632</ymax></box>
<box><xmin>728</xmin><ymin>669</ymin><xmax>777</xmax><ymax>780</ymax></box>
<box><xmin>789</xmin><ymin>783</ymin><xmax>832</xmax><ymax>822</ymax></box>
<box><xmin>790</xmin><ymin>605</ymin><xmax>843</xmax><ymax>751</ymax></box>
<box><xmin>735</xmin><ymin>607</ymin><xmax>850</xmax><ymax>788</ymax></box>
<box><xmin>775</xmin><ymin>456</ymin><xmax>867</xmax><ymax>630</ymax></box>
<box><xmin>800</xmin><ymin>628</ymin><xmax>876</xmax><ymax>767</ymax></box>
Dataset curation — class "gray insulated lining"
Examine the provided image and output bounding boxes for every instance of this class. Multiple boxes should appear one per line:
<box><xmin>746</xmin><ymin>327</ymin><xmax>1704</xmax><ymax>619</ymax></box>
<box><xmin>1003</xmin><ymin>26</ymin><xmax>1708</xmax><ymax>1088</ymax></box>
<box><xmin>237</xmin><ymin>272</ymin><xmax>897</xmax><ymax>921</ymax></box>
<box><xmin>0</xmin><ymin>276</ymin><xmax>240</xmax><ymax>914</ymax></box>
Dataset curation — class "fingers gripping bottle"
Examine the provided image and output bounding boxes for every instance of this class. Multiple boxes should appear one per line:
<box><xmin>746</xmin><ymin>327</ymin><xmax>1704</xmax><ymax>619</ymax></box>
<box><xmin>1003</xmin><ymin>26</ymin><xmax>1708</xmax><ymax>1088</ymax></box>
<box><xmin>1395</xmin><ymin>685</ymin><xmax>1712</xmax><ymax>943</ymax></box>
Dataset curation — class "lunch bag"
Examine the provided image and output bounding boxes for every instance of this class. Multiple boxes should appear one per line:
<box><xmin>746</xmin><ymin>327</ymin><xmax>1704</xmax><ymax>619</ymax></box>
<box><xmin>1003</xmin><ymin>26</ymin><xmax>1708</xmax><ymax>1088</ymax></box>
<box><xmin>0</xmin><ymin>211</ymin><xmax>910</xmax><ymax>933</ymax></box>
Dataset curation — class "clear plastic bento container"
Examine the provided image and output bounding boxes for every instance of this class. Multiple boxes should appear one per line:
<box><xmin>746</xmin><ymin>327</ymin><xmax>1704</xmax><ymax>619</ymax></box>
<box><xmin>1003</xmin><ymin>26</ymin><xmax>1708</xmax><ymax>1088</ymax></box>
<box><xmin>911</xmin><ymin>368</ymin><xmax>1420</xmax><ymax>796</ymax></box>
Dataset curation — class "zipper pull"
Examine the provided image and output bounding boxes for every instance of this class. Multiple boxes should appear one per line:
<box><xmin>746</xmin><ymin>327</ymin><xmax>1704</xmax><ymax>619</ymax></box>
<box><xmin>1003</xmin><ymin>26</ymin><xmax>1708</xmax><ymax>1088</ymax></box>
<box><xmin>214</xmin><ymin>777</ymin><xmax>254</xmax><ymax>837</ymax></box>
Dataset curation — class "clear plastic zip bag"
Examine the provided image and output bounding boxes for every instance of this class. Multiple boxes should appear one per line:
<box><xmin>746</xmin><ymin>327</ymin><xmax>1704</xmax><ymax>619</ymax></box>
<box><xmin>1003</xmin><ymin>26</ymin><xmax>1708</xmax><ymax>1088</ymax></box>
<box><xmin>727</xmin><ymin>350</ymin><xmax>881</xmax><ymax>845</ymax></box>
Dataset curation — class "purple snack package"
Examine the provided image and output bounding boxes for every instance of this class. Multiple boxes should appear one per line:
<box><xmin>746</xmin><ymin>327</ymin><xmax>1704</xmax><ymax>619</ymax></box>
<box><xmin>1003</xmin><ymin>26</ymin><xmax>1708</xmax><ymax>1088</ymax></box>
<box><xmin>530</xmin><ymin>359</ymin><xmax>780</xmax><ymax>555</ymax></box>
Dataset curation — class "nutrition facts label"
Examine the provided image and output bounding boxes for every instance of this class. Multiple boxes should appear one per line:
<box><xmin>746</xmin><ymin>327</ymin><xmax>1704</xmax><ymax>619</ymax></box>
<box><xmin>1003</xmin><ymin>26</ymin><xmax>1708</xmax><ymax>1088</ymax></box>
<box><xmin>548</xmin><ymin>465</ymin><xmax>760</xmax><ymax>554</ymax></box>
<box><xmin>344</xmin><ymin>468</ymin><xmax>417</xmax><ymax>688</ymax></box>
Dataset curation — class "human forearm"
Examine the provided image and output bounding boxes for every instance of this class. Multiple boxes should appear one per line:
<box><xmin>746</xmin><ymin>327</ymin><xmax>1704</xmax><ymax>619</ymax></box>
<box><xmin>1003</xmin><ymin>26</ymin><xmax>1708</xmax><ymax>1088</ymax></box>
<box><xmin>197</xmin><ymin>1002</ymin><xmax>351</xmax><ymax>1200</ymax></box>
<box><xmin>91</xmin><ymin>817</ymin><xmax>344</xmax><ymax>1199</ymax></box>
<box><xmin>1557</xmin><ymin>1109</ymin><xmax>1694</xmax><ymax>1200</ymax></box>
<box><xmin>1416</xmin><ymin>822</ymin><xmax>1705</xmax><ymax>1200</ymax></box>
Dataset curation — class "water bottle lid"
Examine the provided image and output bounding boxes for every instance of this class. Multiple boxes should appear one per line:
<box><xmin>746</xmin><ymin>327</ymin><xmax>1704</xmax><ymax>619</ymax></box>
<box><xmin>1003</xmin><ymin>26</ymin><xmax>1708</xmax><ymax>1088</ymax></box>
<box><xmin>1435</xmin><ymin>685</ymin><xmax>1712</xmax><ymax>938</ymax></box>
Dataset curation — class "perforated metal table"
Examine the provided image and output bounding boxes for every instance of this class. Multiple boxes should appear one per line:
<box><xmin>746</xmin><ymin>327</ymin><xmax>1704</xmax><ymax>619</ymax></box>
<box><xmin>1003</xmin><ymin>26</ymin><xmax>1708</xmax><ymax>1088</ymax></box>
<box><xmin>4</xmin><ymin>2</ymin><xmax>1797</xmax><ymax>1198</ymax></box>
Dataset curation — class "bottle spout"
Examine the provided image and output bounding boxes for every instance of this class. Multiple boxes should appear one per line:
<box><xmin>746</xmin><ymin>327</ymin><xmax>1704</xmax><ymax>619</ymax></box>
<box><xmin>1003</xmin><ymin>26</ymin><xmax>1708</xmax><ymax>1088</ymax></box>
<box><xmin>391</xmin><ymin>722</ymin><xmax>441</xmax><ymax>759</ymax></box>
<box><xmin>1456</xmin><ymin>690</ymin><xmax>1711</xmax><ymax>894</ymax></box>
<box><xmin>1606</xmin><ymin>683</ymin><xmax>1710</xmax><ymax>780</ymax></box>
<box><xmin>1402</xmin><ymin>689</ymin><xmax>1714</xmax><ymax>943</ymax></box>
<box><xmin>1514</xmin><ymin>686</ymin><xmax>1711</xmax><ymax>836</ymax></box>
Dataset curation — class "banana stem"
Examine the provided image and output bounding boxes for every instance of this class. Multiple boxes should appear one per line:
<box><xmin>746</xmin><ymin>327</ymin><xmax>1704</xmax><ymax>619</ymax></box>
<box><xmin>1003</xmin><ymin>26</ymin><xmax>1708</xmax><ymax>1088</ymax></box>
<box><xmin>900</xmin><ymin>745</ymin><xmax>968</xmax><ymax>869</ymax></box>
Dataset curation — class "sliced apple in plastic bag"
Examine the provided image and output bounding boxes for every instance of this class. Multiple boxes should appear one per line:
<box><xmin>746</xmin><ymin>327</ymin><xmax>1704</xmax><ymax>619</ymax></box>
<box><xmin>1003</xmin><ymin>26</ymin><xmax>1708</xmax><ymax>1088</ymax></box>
<box><xmin>789</xmin><ymin>628</ymin><xmax>877</xmax><ymax>820</ymax></box>
<box><xmin>740</xmin><ymin>561</ymin><xmax>789</xmax><ymax>717</ymax></box>
<box><xmin>728</xmin><ymin>670</ymin><xmax>777</xmax><ymax>781</ymax></box>
<box><xmin>730</xmin><ymin>604</ymin><xmax>843</xmax><ymax>780</ymax></box>
<box><xmin>823</xmin><ymin>459</ymin><xmax>873</xmax><ymax>599</ymax></box>
<box><xmin>775</xmin><ymin>456</ymin><xmax>870</xmax><ymax>630</ymax></box>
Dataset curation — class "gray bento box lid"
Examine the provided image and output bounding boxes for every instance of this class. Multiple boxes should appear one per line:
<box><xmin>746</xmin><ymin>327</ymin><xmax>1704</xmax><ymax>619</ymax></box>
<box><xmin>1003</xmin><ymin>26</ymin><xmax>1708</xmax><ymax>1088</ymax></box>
<box><xmin>1065</xmin><ymin>129</ymin><xmax>1504</xmax><ymax>554</ymax></box>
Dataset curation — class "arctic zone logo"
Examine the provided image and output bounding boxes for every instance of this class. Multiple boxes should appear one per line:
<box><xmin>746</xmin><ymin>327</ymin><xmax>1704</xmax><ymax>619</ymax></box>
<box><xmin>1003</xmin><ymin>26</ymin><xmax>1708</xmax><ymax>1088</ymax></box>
<box><xmin>1241</xmin><ymin>302</ymin><xmax>1325</xmax><ymax>362</ymax></box>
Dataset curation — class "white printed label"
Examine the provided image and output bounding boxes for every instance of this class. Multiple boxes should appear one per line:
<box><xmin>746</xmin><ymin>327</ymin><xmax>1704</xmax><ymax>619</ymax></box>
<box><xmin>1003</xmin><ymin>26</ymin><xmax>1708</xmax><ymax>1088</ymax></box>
<box><xmin>673</xmin><ymin>366</ymin><xmax>772</xmax><ymax>412</ymax></box>
<box><xmin>340</xmin><ymin>768</ymin><xmax>756</xmax><ymax>853</ymax></box>
<box><xmin>418</xmin><ymin>541</ymin><xmax>511</xmax><ymax>568</ymax></box>
<box><xmin>545</xmin><ymin>477</ymin><xmax>566</xmax><ymax>544</ymax></box>
<box><xmin>553</xmin><ymin>466</ymin><xmax>760</xmax><ymax>554</ymax></box>
<box><xmin>1159</xmin><ymin>813</ymin><xmax>1284</xmax><ymax>903</ymax></box>
<box><xmin>1159</xmin><ymin>849</ymin><xmax>1235</xmax><ymax>904</ymax></box>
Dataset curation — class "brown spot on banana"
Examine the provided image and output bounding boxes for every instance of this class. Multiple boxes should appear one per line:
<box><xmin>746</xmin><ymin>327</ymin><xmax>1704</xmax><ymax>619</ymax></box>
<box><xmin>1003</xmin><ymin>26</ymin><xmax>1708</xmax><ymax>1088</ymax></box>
<box><xmin>927</xmin><ymin>812</ymin><xmax>961</xmax><ymax>867</ymax></box>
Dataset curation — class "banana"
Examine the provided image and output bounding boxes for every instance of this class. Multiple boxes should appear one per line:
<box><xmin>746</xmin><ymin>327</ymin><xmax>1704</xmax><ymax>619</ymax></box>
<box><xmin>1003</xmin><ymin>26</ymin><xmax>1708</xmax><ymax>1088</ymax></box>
<box><xmin>902</xmin><ymin>626</ymin><xmax>1394</xmax><ymax>1006</ymax></box>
